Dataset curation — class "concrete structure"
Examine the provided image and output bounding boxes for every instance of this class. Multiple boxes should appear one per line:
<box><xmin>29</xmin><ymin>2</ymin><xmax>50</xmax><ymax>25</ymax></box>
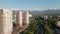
<box><xmin>29</xmin><ymin>14</ymin><xmax>32</xmax><ymax>17</ymax></box>
<box><xmin>16</xmin><ymin>11</ymin><xmax>30</xmax><ymax>26</ymax></box>
<box><xmin>57</xmin><ymin>21</ymin><xmax>60</xmax><ymax>26</ymax></box>
<box><xmin>0</xmin><ymin>9</ymin><xmax>12</xmax><ymax>34</ymax></box>
<box><xmin>16</xmin><ymin>11</ymin><xmax>22</xmax><ymax>27</ymax></box>
<box><xmin>43</xmin><ymin>15</ymin><xmax>48</xmax><ymax>20</ymax></box>
<box><xmin>23</xmin><ymin>11</ymin><xmax>29</xmax><ymax>26</ymax></box>
<box><xmin>50</xmin><ymin>16</ymin><xmax>52</xmax><ymax>18</ymax></box>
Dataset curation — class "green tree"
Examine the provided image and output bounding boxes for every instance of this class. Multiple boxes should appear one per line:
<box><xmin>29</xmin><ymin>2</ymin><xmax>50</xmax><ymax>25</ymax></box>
<box><xmin>22</xmin><ymin>30</ymin><xmax>30</xmax><ymax>34</ymax></box>
<box><xmin>29</xmin><ymin>31</ymin><xmax>34</xmax><ymax>34</ymax></box>
<box><xmin>22</xmin><ymin>20</ymin><xmax>38</xmax><ymax>34</ymax></box>
<box><xmin>44</xmin><ymin>24</ymin><xmax>53</xmax><ymax>34</ymax></box>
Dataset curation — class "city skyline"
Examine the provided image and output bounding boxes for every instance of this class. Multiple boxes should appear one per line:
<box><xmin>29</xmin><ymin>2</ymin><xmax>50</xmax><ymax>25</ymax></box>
<box><xmin>0</xmin><ymin>0</ymin><xmax>60</xmax><ymax>10</ymax></box>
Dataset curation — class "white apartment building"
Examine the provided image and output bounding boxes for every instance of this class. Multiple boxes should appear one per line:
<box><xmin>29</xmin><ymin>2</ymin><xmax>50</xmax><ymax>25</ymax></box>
<box><xmin>43</xmin><ymin>15</ymin><xmax>48</xmax><ymax>20</ymax></box>
<box><xmin>23</xmin><ymin>11</ymin><xmax>29</xmax><ymax>26</ymax></box>
<box><xmin>16</xmin><ymin>11</ymin><xmax>22</xmax><ymax>27</ymax></box>
<box><xmin>16</xmin><ymin>11</ymin><xmax>30</xmax><ymax>27</ymax></box>
<box><xmin>0</xmin><ymin>9</ymin><xmax>12</xmax><ymax>34</ymax></box>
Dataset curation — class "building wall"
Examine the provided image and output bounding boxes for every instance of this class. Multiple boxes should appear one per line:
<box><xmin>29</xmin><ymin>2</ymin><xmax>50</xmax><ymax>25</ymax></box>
<box><xmin>23</xmin><ymin>11</ymin><xmax>29</xmax><ymax>26</ymax></box>
<box><xmin>57</xmin><ymin>21</ymin><xmax>60</xmax><ymax>26</ymax></box>
<box><xmin>16</xmin><ymin>11</ymin><xmax>22</xmax><ymax>27</ymax></box>
<box><xmin>0</xmin><ymin>9</ymin><xmax>12</xmax><ymax>34</ymax></box>
<box><xmin>0</xmin><ymin>9</ymin><xmax>4</xmax><ymax>34</ymax></box>
<box><xmin>16</xmin><ymin>11</ymin><xmax>30</xmax><ymax>26</ymax></box>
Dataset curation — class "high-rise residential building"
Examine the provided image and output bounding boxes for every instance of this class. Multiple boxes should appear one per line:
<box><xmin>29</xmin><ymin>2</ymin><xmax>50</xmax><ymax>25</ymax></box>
<box><xmin>23</xmin><ymin>11</ymin><xmax>29</xmax><ymax>26</ymax></box>
<box><xmin>16</xmin><ymin>11</ymin><xmax>30</xmax><ymax>27</ymax></box>
<box><xmin>0</xmin><ymin>9</ymin><xmax>12</xmax><ymax>34</ymax></box>
<box><xmin>16</xmin><ymin>11</ymin><xmax>22</xmax><ymax>27</ymax></box>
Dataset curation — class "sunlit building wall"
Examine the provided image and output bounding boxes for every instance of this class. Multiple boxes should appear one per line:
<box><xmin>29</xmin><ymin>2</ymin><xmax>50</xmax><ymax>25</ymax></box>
<box><xmin>23</xmin><ymin>11</ymin><xmax>29</xmax><ymax>26</ymax></box>
<box><xmin>0</xmin><ymin>9</ymin><xmax>12</xmax><ymax>34</ymax></box>
<box><xmin>16</xmin><ymin>11</ymin><xmax>22</xmax><ymax>27</ymax></box>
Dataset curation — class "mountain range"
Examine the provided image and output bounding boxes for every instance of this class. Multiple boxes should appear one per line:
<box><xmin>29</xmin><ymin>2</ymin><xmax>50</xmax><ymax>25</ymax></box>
<box><xmin>12</xmin><ymin>9</ymin><xmax>60</xmax><ymax>15</ymax></box>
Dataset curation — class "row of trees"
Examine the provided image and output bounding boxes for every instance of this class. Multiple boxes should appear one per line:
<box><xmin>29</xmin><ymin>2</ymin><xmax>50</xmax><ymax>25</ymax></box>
<box><xmin>21</xmin><ymin>16</ymin><xmax>59</xmax><ymax>34</ymax></box>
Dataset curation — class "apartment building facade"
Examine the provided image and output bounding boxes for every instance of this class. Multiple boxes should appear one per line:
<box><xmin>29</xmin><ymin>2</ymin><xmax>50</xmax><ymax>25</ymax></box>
<box><xmin>16</xmin><ymin>11</ymin><xmax>30</xmax><ymax>27</ymax></box>
<box><xmin>16</xmin><ymin>11</ymin><xmax>23</xmax><ymax>27</ymax></box>
<box><xmin>0</xmin><ymin>9</ymin><xmax>12</xmax><ymax>34</ymax></box>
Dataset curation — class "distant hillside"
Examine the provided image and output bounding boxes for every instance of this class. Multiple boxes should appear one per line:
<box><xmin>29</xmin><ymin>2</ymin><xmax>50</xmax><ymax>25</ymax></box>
<box><xmin>12</xmin><ymin>9</ymin><xmax>60</xmax><ymax>15</ymax></box>
<box><xmin>29</xmin><ymin>9</ymin><xmax>60</xmax><ymax>15</ymax></box>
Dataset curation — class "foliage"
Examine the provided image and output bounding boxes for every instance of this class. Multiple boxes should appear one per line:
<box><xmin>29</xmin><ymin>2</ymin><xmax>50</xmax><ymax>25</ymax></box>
<box><xmin>22</xmin><ymin>20</ymin><xmax>38</xmax><ymax>34</ymax></box>
<box><xmin>22</xmin><ymin>16</ymin><xmax>58</xmax><ymax>34</ymax></box>
<box><xmin>44</xmin><ymin>23</ymin><xmax>53</xmax><ymax>34</ymax></box>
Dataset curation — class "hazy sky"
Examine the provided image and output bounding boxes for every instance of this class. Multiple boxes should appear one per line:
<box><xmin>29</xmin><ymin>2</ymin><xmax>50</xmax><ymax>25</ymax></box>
<box><xmin>0</xmin><ymin>0</ymin><xmax>60</xmax><ymax>10</ymax></box>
